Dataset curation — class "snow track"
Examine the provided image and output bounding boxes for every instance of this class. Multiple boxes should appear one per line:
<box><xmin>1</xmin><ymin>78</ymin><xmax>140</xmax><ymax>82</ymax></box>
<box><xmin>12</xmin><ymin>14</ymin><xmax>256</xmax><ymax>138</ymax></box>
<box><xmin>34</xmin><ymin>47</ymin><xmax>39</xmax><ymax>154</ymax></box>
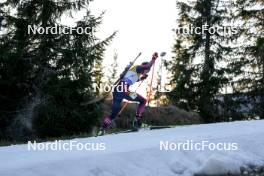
<box><xmin>1</xmin><ymin>120</ymin><xmax>264</xmax><ymax>176</ymax></box>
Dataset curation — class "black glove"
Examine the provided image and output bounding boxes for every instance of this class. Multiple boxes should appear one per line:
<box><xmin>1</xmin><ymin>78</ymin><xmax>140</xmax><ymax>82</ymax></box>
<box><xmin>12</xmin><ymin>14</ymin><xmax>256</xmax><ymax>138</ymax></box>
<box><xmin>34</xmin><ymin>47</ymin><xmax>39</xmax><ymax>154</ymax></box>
<box><xmin>140</xmin><ymin>74</ymin><xmax>148</xmax><ymax>80</ymax></box>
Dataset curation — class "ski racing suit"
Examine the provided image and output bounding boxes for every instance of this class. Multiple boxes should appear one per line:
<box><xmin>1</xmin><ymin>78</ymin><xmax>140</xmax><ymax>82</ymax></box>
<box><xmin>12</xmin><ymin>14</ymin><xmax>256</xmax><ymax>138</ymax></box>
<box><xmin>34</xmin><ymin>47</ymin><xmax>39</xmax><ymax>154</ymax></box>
<box><xmin>102</xmin><ymin>53</ymin><xmax>158</xmax><ymax>129</ymax></box>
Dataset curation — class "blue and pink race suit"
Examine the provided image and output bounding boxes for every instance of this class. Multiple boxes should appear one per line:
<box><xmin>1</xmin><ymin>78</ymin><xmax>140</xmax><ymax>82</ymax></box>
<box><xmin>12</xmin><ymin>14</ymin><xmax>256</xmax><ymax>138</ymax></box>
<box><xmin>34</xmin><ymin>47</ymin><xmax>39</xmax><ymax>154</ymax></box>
<box><xmin>102</xmin><ymin>56</ymin><xmax>156</xmax><ymax>129</ymax></box>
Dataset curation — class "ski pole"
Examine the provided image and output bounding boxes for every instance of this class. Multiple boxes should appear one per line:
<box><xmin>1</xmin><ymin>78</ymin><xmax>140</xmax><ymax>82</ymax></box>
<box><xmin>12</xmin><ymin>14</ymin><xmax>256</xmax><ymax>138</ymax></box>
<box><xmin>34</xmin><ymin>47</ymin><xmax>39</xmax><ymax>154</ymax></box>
<box><xmin>147</xmin><ymin>60</ymin><xmax>156</xmax><ymax>106</ymax></box>
<box><xmin>147</xmin><ymin>52</ymin><xmax>166</xmax><ymax>106</ymax></box>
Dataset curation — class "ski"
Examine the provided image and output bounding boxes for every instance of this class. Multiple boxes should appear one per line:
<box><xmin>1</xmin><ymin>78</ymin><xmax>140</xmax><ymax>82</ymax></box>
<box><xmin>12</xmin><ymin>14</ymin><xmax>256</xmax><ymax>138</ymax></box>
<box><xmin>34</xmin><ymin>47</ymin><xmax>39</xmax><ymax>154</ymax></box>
<box><xmin>114</xmin><ymin>128</ymin><xmax>139</xmax><ymax>134</ymax></box>
<box><xmin>112</xmin><ymin>124</ymin><xmax>172</xmax><ymax>134</ymax></box>
<box><xmin>149</xmin><ymin>126</ymin><xmax>171</xmax><ymax>130</ymax></box>
<box><xmin>94</xmin><ymin>125</ymin><xmax>172</xmax><ymax>137</ymax></box>
<box><xmin>112</xmin><ymin>126</ymin><xmax>171</xmax><ymax>134</ymax></box>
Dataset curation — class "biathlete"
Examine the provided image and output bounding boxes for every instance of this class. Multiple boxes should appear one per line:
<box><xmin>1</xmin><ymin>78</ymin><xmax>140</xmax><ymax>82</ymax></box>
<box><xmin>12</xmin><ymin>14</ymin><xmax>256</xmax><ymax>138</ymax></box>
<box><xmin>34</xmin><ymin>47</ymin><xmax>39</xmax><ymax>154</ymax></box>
<box><xmin>99</xmin><ymin>52</ymin><xmax>159</xmax><ymax>134</ymax></box>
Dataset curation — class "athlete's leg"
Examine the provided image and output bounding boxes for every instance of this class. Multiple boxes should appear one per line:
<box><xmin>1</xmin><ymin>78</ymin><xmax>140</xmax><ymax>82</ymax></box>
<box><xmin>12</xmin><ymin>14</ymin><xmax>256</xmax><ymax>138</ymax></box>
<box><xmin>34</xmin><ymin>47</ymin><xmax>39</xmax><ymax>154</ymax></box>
<box><xmin>102</xmin><ymin>87</ymin><xmax>125</xmax><ymax>129</ymax></box>
<box><xmin>124</xmin><ymin>93</ymin><xmax>147</xmax><ymax>116</ymax></box>
<box><xmin>123</xmin><ymin>93</ymin><xmax>147</xmax><ymax>128</ymax></box>
<box><xmin>134</xmin><ymin>94</ymin><xmax>147</xmax><ymax>116</ymax></box>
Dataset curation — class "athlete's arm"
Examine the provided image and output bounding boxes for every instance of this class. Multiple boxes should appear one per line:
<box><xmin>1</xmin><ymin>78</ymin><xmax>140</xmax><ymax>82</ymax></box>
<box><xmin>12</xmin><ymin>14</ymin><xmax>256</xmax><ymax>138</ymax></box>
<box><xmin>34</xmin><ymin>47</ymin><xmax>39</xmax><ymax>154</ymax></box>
<box><xmin>136</xmin><ymin>52</ymin><xmax>158</xmax><ymax>73</ymax></box>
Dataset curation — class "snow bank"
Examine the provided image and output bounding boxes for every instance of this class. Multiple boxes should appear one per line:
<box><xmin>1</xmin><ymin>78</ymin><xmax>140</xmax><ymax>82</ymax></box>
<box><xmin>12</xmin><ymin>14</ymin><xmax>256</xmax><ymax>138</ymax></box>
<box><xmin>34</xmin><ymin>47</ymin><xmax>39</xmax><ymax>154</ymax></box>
<box><xmin>1</xmin><ymin>120</ymin><xmax>264</xmax><ymax>176</ymax></box>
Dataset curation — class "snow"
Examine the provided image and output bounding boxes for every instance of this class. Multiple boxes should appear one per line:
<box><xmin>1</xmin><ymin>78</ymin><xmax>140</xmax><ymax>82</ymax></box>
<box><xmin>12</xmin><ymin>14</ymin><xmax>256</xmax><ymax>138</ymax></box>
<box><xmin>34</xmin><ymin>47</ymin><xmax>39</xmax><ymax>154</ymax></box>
<box><xmin>1</xmin><ymin>120</ymin><xmax>264</xmax><ymax>176</ymax></box>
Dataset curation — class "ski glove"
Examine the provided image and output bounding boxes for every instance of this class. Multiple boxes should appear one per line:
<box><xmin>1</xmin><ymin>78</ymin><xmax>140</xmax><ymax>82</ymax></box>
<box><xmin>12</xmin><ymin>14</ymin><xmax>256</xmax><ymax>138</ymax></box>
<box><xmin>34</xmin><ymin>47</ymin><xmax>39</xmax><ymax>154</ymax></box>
<box><xmin>152</xmin><ymin>52</ymin><xmax>158</xmax><ymax>60</ymax></box>
<box><xmin>140</xmin><ymin>74</ymin><xmax>148</xmax><ymax>80</ymax></box>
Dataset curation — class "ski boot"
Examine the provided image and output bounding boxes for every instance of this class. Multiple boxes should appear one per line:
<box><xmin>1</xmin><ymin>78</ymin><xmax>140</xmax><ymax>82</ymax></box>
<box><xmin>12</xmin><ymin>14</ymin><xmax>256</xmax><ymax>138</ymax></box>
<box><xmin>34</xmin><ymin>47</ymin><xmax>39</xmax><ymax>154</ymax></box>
<box><xmin>96</xmin><ymin>127</ymin><xmax>106</xmax><ymax>136</ymax></box>
<box><xmin>133</xmin><ymin>114</ymin><xmax>142</xmax><ymax>130</ymax></box>
<box><xmin>96</xmin><ymin>116</ymin><xmax>112</xmax><ymax>136</ymax></box>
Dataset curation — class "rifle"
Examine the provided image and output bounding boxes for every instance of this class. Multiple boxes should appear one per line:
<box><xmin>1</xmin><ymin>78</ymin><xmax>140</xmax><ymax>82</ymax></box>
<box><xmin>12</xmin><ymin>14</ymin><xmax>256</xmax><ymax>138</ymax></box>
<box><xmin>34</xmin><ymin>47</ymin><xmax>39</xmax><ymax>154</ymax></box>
<box><xmin>114</xmin><ymin>52</ymin><xmax>142</xmax><ymax>85</ymax></box>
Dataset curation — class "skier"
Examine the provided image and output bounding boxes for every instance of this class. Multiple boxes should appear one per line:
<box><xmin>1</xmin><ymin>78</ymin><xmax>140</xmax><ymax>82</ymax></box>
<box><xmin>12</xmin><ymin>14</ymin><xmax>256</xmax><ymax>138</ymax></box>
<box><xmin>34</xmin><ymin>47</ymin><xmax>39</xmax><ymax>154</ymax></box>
<box><xmin>98</xmin><ymin>52</ymin><xmax>159</xmax><ymax>135</ymax></box>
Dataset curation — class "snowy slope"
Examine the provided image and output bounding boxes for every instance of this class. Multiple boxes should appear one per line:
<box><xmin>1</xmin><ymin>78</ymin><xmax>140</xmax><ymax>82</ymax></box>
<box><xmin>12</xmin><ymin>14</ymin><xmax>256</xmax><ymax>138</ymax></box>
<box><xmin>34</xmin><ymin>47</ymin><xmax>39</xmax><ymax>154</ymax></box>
<box><xmin>1</xmin><ymin>120</ymin><xmax>264</xmax><ymax>176</ymax></box>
